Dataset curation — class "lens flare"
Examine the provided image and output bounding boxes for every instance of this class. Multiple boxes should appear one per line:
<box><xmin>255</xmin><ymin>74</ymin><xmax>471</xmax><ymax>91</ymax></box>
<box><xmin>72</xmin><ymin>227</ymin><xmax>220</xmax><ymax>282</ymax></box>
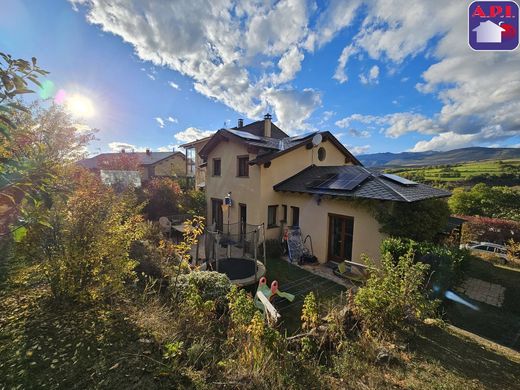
<box><xmin>54</xmin><ymin>89</ymin><xmax>67</xmax><ymax>105</ymax></box>
<box><xmin>65</xmin><ymin>93</ymin><xmax>95</xmax><ymax>118</ymax></box>
<box><xmin>444</xmin><ymin>290</ymin><xmax>479</xmax><ymax>311</ymax></box>
<box><xmin>38</xmin><ymin>79</ymin><xmax>55</xmax><ymax>99</ymax></box>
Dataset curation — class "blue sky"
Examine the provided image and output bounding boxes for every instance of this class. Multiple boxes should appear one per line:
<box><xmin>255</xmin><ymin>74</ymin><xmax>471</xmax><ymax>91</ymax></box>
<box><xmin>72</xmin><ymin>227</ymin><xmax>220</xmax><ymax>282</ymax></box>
<box><xmin>2</xmin><ymin>0</ymin><xmax>519</xmax><ymax>155</ymax></box>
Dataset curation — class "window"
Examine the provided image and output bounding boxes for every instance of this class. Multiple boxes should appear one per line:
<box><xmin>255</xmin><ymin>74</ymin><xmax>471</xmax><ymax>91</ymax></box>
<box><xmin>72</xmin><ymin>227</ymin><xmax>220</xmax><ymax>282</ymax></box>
<box><xmin>281</xmin><ymin>205</ymin><xmax>287</xmax><ymax>222</ymax></box>
<box><xmin>267</xmin><ymin>205</ymin><xmax>278</xmax><ymax>228</ymax></box>
<box><xmin>237</xmin><ymin>156</ymin><xmax>249</xmax><ymax>177</ymax></box>
<box><xmin>186</xmin><ymin>147</ymin><xmax>196</xmax><ymax>177</ymax></box>
<box><xmin>291</xmin><ymin>206</ymin><xmax>300</xmax><ymax>227</ymax></box>
<box><xmin>213</xmin><ymin>158</ymin><xmax>221</xmax><ymax>176</ymax></box>
<box><xmin>318</xmin><ymin>147</ymin><xmax>326</xmax><ymax>161</ymax></box>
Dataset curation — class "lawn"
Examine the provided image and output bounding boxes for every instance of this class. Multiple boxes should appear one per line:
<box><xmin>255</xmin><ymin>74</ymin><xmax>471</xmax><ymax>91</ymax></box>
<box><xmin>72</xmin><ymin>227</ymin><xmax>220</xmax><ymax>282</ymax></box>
<box><xmin>389</xmin><ymin>159</ymin><xmax>520</xmax><ymax>185</ymax></box>
<box><xmin>443</xmin><ymin>256</ymin><xmax>520</xmax><ymax>350</ymax></box>
<box><xmin>265</xmin><ymin>257</ymin><xmax>346</xmax><ymax>334</ymax></box>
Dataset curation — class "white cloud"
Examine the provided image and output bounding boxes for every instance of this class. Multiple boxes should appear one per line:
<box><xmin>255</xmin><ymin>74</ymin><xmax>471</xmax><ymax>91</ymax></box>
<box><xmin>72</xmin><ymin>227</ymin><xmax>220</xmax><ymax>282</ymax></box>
<box><xmin>332</xmin><ymin>1</ymin><xmax>520</xmax><ymax>148</ymax></box>
<box><xmin>333</xmin><ymin>44</ymin><xmax>357</xmax><ymax>83</ymax></box>
<box><xmin>410</xmin><ymin>125</ymin><xmax>512</xmax><ymax>152</ymax></box>
<box><xmin>158</xmin><ymin>144</ymin><xmax>182</xmax><ymax>152</ymax></box>
<box><xmin>155</xmin><ymin>117</ymin><xmax>165</xmax><ymax>128</ymax></box>
<box><xmin>147</xmin><ymin>73</ymin><xmax>156</xmax><ymax>81</ymax></box>
<box><xmin>71</xmin><ymin>0</ymin><xmax>520</xmax><ymax>146</ymax></box>
<box><xmin>348</xmin><ymin>144</ymin><xmax>370</xmax><ymax>155</ymax></box>
<box><xmin>168</xmin><ymin>81</ymin><xmax>180</xmax><ymax>90</ymax></box>
<box><xmin>264</xmin><ymin>88</ymin><xmax>321</xmax><ymax>132</ymax></box>
<box><xmin>167</xmin><ymin>116</ymin><xmax>178</xmax><ymax>123</ymax></box>
<box><xmin>304</xmin><ymin>0</ymin><xmax>361</xmax><ymax>50</ymax></box>
<box><xmin>336</xmin><ymin>112</ymin><xmax>441</xmax><ymax>138</ymax></box>
<box><xmin>108</xmin><ymin>142</ymin><xmax>147</xmax><ymax>152</ymax></box>
<box><xmin>70</xmin><ymin>0</ymin><xmax>321</xmax><ymax>133</ymax></box>
<box><xmin>271</xmin><ymin>46</ymin><xmax>304</xmax><ymax>85</ymax></box>
<box><xmin>359</xmin><ymin>65</ymin><xmax>379</xmax><ymax>85</ymax></box>
<box><xmin>348</xmin><ymin>128</ymin><xmax>371</xmax><ymax>138</ymax></box>
<box><xmin>174</xmin><ymin>127</ymin><xmax>214</xmax><ymax>143</ymax></box>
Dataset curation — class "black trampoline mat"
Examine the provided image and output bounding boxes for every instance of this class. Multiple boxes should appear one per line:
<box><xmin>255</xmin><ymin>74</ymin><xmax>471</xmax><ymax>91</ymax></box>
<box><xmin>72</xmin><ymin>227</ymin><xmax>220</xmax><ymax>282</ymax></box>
<box><xmin>210</xmin><ymin>258</ymin><xmax>256</xmax><ymax>280</ymax></box>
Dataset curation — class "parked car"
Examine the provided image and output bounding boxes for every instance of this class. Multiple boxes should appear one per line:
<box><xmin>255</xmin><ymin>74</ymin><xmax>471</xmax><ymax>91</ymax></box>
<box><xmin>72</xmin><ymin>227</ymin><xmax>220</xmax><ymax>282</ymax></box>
<box><xmin>460</xmin><ymin>242</ymin><xmax>508</xmax><ymax>262</ymax></box>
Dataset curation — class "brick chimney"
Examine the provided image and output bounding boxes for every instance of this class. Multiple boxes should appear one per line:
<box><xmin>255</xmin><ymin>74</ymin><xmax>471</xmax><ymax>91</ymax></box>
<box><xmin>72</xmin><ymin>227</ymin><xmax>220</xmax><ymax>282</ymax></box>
<box><xmin>146</xmin><ymin>148</ymin><xmax>151</xmax><ymax>156</ymax></box>
<box><xmin>238</xmin><ymin>118</ymin><xmax>244</xmax><ymax>128</ymax></box>
<box><xmin>264</xmin><ymin>113</ymin><xmax>272</xmax><ymax>137</ymax></box>
<box><xmin>121</xmin><ymin>148</ymin><xmax>125</xmax><ymax>153</ymax></box>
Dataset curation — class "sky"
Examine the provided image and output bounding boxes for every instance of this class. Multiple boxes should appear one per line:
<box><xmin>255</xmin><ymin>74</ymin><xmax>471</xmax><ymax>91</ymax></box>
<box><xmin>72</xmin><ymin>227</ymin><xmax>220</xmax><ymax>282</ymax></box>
<box><xmin>1</xmin><ymin>0</ymin><xmax>519</xmax><ymax>156</ymax></box>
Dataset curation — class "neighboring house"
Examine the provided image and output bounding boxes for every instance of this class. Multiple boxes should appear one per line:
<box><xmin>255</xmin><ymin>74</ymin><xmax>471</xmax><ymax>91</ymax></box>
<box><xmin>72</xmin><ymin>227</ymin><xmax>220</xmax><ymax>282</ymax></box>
<box><xmin>78</xmin><ymin>149</ymin><xmax>186</xmax><ymax>181</ymax></box>
<box><xmin>180</xmin><ymin>136</ymin><xmax>211</xmax><ymax>189</ymax></box>
<box><xmin>200</xmin><ymin>114</ymin><xmax>450</xmax><ymax>264</ymax></box>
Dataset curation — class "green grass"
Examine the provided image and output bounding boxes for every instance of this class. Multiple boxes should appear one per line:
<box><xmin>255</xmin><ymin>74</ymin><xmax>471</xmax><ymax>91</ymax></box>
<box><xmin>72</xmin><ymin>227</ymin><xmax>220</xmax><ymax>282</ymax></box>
<box><xmin>444</xmin><ymin>256</ymin><xmax>520</xmax><ymax>350</ymax></box>
<box><xmin>2</xmin><ymin>252</ymin><xmax>520</xmax><ymax>389</ymax></box>
<box><xmin>265</xmin><ymin>257</ymin><xmax>346</xmax><ymax>334</ymax></box>
<box><xmin>389</xmin><ymin>158</ymin><xmax>520</xmax><ymax>185</ymax></box>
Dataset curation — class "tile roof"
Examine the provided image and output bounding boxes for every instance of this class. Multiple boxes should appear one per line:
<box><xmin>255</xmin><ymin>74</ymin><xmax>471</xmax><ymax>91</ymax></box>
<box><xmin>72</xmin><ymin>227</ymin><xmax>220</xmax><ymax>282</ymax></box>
<box><xmin>273</xmin><ymin>165</ymin><xmax>451</xmax><ymax>202</ymax></box>
<box><xmin>78</xmin><ymin>151</ymin><xmax>184</xmax><ymax>169</ymax></box>
<box><xmin>231</xmin><ymin>119</ymin><xmax>289</xmax><ymax>139</ymax></box>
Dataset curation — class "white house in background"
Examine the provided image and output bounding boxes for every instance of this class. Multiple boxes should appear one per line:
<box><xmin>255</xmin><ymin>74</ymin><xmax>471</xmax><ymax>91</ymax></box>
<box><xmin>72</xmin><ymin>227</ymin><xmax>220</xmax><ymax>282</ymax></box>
<box><xmin>473</xmin><ymin>20</ymin><xmax>505</xmax><ymax>43</ymax></box>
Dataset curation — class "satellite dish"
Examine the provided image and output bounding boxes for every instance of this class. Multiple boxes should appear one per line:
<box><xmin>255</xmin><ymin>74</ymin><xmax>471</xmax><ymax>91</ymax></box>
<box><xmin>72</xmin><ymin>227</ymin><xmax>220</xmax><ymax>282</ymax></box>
<box><xmin>311</xmin><ymin>133</ymin><xmax>322</xmax><ymax>146</ymax></box>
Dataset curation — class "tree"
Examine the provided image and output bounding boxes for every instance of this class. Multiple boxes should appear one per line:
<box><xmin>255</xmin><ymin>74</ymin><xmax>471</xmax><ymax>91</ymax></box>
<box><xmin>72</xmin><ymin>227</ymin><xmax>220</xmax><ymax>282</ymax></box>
<box><xmin>449</xmin><ymin>183</ymin><xmax>520</xmax><ymax>221</ymax></box>
<box><xmin>16</xmin><ymin>171</ymin><xmax>145</xmax><ymax>302</ymax></box>
<box><xmin>1</xmin><ymin>102</ymin><xmax>95</xmax><ymax>236</ymax></box>
<box><xmin>97</xmin><ymin>152</ymin><xmax>141</xmax><ymax>171</ymax></box>
<box><xmin>376</xmin><ymin>198</ymin><xmax>450</xmax><ymax>242</ymax></box>
<box><xmin>143</xmin><ymin>177</ymin><xmax>182</xmax><ymax>220</ymax></box>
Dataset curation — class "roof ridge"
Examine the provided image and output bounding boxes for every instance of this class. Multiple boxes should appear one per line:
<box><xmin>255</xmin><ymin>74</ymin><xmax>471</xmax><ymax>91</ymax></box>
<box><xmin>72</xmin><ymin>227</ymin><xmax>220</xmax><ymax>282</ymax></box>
<box><xmin>375</xmin><ymin>174</ymin><xmax>410</xmax><ymax>202</ymax></box>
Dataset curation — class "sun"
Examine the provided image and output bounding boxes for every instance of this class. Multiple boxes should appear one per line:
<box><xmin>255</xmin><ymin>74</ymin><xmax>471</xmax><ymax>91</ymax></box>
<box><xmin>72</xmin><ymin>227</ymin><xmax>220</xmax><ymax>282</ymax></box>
<box><xmin>66</xmin><ymin>94</ymin><xmax>95</xmax><ymax>118</ymax></box>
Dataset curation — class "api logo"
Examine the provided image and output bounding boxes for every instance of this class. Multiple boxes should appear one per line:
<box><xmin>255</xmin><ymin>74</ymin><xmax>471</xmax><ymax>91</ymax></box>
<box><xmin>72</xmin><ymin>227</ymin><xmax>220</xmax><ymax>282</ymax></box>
<box><xmin>469</xmin><ymin>1</ymin><xmax>519</xmax><ymax>50</ymax></box>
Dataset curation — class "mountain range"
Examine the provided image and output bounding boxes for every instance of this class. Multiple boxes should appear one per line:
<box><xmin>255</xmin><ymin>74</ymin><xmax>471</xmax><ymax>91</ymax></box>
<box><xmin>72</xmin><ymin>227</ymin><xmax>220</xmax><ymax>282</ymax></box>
<box><xmin>357</xmin><ymin>147</ymin><xmax>520</xmax><ymax>168</ymax></box>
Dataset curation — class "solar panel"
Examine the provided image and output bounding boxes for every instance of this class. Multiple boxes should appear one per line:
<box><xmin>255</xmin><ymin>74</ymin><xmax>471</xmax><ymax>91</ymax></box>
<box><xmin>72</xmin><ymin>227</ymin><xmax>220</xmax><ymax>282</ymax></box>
<box><xmin>381</xmin><ymin>173</ymin><xmax>417</xmax><ymax>186</ymax></box>
<box><xmin>305</xmin><ymin>173</ymin><xmax>337</xmax><ymax>188</ymax></box>
<box><xmin>317</xmin><ymin>171</ymin><xmax>370</xmax><ymax>191</ymax></box>
<box><xmin>226</xmin><ymin>129</ymin><xmax>264</xmax><ymax>141</ymax></box>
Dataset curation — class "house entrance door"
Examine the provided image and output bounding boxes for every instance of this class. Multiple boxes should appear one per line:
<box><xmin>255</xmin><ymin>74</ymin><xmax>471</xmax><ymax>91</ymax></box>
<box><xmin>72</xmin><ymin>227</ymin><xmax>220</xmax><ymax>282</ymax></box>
<box><xmin>328</xmin><ymin>214</ymin><xmax>354</xmax><ymax>262</ymax></box>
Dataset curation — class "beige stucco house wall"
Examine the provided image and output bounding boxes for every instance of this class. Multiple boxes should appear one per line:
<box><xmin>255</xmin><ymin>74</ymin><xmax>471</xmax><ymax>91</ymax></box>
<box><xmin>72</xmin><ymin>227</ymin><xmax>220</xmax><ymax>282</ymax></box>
<box><xmin>205</xmin><ymin>138</ymin><xmax>261</xmax><ymax>225</ymax></box>
<box><xmin>204</xmin><ymin>136</ymin><xmax>385</xmax><ymax>264</ymax></box>
<box><xmin>140</xmin><ymin>154</ymin><xmax>186</xmax><ymax>180</ymax></box>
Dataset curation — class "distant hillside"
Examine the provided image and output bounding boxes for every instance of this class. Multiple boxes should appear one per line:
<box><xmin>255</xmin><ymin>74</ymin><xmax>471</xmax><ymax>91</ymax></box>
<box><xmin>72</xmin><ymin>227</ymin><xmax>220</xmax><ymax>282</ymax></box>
<box><xmin>358</xmin><ymin>147</ymin><xmax>520</xmax><ymax>167</ymax></box>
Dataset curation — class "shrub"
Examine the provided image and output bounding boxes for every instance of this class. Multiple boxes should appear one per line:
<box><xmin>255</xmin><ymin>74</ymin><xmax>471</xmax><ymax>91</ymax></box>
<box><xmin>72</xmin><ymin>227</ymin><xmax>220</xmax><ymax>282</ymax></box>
<box><xmin>17</xmin><ymin>172</ymin><xmax>145</xmax><ymax>302</ymax></box>
<box><xmin>376</xmin><ymin>198</ymin><xmax>450</xmax><ymax>242</ymax></box>
<box><xmin>354</xmin><ymin>251</ymin><xmax>438</xmax><ymax>334</ymax></box>
<box><xmin>182</xmin><ymin>189</ymin><xmax>206</xmax><ymax>217</ymax></box>
<box><xmin>143</xmin><ymin>177</ymin><xmax>182</xmax><ymax>220</ymax></box>
<box><xmin>175</xmin><ymin>271</ymin><xmax>231</xmax><ymax>304</ymax></box>
<box><xmin>460</xmin><ymin>215</ymin><xmax>520</xmax><ymax>245</ymax></box>
<box><xmin>381</xmin><ymin>237</ymin><xmax>469</xmax><ymax>293</ymax></box>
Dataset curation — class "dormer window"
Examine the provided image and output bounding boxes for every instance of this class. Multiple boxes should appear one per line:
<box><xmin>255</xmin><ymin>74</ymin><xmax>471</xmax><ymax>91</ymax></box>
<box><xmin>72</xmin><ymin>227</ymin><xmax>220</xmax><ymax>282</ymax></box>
<box><xmin>237</xmin><ymin>155</ymin><xmax>249</xmax><ymax>177</ymax></box>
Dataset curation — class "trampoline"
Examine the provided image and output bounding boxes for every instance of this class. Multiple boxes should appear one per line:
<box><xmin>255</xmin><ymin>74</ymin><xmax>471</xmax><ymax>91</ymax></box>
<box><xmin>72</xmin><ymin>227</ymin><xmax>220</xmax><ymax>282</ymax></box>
<box><xmin>203</xmin><ymin>222</ymin><xmax>267</xmax><ymax>286</ymax></box>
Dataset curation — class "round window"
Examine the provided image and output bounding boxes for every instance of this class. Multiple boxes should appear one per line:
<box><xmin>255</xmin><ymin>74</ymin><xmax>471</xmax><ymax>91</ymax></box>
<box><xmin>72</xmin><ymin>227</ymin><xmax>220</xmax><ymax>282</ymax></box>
<box><xmin>317</xmin><ymin>147</ymin><xmax>326</xmax><ymax>161</ymax></box>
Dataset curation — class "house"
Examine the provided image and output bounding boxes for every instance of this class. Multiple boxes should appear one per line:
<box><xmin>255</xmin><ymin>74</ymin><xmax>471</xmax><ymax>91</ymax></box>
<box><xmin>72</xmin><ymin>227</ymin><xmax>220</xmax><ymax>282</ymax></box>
<box><xmin>180</xmin><ymin>136</ymin><xmax>211</xmax><ymax>189</ymax></box>
<box><xmin>78</xmin><ymin>149</ymin><xmax>186</xmax><ymax>181</ymax></box>
<box><xmin>473</xmin><ymin>20</ymin><xmax>505</xmax><ymax>43</ymax></box>
<box><xmin>199</xmin><ymin>114</ymin><xmax>450</xmax><ymax>264</ymax></box>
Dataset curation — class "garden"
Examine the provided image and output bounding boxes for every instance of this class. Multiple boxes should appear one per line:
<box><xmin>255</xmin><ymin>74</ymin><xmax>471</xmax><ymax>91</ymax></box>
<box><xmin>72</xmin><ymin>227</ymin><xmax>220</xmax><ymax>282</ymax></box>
<box><xmin>1</xmin><ymin>52</ymin><xmax>520</xmax><ymax>389</ymax></box>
